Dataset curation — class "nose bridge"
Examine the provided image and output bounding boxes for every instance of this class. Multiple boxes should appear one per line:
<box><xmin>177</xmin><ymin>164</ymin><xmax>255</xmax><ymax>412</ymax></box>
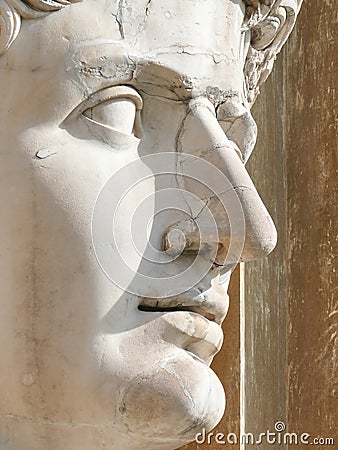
<box><xmin>182</xmin><ymin>97</ymin><xmax>236</xmax><ymax>155</ymax></box>
<box><xmin>182</xmin><ymin>97</ymin><xmax>256</xmax><ymax>190</ymax></box>
<box><xmin>164</xmin><ymin>97</ymin><xmax>277</xmax><ymax>262</ymax></box>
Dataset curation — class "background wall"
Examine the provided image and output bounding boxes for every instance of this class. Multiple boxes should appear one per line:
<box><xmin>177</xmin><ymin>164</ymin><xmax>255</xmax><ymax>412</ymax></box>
<box><xmin>183</xmin><ymin>1</ymin><xmax>336</xmax><ymax>448</ymax></box>
<box><xmin>181</xmin><ymin>268</ymin><xmax>240</xmax><ymax>450</ymax></box>
<box><xmin>282</xmin><ymin>0</ymin><xmax>336</xmax><ymax>444</ymax></box>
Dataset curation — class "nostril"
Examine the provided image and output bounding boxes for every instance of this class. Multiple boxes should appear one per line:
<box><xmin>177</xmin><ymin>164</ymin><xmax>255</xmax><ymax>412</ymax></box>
<box><xmin>163</xmin><ymin>219</ymin><xmax>199</xmax><ymax>256</ymax></box>
<box><xmin>163</xmin><ymin>227</ymin><xmax>186</xmax><ymax>257</ymax></box>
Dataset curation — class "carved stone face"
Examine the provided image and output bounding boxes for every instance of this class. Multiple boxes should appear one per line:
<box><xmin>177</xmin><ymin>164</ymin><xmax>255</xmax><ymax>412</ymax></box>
<box><xmin>0</xmin><ymin>1</ymin><xmax>279</xmax><ymax>449</ymax></box>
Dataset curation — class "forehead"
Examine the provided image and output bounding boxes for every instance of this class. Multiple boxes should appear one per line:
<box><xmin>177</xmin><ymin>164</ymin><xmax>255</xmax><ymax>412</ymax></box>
<box><xmin>0</xmin><ymin>0</ymin><xmax>246</xmax><ymax>120</ymax></box>
<box><xmin>126</xmin><ymin>0</ymin><xmax>245</xmax><ymax>55</ymax></box>
<box><xmin>65</xmin><ymin>0</ymin><xmax>245</xmax><ymax>96</ymax></box>
<box><xmin>9</xmin><ymin>1</ymin><xmax>244</xmax><ymax>68</ymax></box>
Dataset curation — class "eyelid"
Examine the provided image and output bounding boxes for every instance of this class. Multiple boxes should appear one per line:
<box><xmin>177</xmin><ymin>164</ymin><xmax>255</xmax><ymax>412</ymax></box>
<box><xmin>66</xmin><ymin>85</ymin><xmax>143</xmax><ymax>121</ymax></box>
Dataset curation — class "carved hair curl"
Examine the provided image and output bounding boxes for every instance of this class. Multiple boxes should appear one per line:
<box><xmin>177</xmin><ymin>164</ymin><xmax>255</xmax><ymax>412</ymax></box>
<box><xmin>243</xmin><ymin>0</ymin><xmax>303</xmax><ymax>104</ymax></box>
<box><xmin>0</xmin><ymin>1</ymin><xmax>81</xmax><ymax>55</ymax></box>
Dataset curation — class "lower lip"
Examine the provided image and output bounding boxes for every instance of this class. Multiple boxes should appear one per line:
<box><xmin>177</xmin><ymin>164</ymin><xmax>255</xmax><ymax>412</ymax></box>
<box><xmin>160</xmin><ymin>311</ymin><xmax>224</xmax><ymax>364</ymax></box>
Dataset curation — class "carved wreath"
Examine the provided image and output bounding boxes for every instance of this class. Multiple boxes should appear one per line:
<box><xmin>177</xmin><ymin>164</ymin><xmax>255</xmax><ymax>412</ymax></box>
<box><xmin>243</xmin><ymin>0</ymin><xmax>302</xmax><ymax>104</ymax></box>
<box><xmin>0</xmin><ymin>0</ymin><xmax>302</xmax><ymax>106</ymax></box>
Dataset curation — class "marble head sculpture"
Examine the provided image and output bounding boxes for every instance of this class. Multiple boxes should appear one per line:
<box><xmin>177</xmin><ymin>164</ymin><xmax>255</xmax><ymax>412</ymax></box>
<box><xmin>0</xmin><ymin>1</ymin><xmax>302</xmax><ymax>449</ymax></box>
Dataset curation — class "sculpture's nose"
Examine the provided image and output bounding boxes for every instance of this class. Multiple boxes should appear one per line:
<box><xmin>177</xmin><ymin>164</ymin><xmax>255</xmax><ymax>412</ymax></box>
<box><xmin>163</xmin><ymin>97</ymin><xmax>277</xmax><ymax>263</ymax></box>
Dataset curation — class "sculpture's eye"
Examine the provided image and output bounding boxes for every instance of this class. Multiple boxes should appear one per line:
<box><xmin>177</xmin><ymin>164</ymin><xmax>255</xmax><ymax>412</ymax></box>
<box><xmin>83</xmin><ymin>98</ymin><xmax>138</xmax><ymax>136</ymax></box>
<box><xmin>80</xmin><ymin>85</ymin><xmax>143</xmax><ymax>140</ymax></box>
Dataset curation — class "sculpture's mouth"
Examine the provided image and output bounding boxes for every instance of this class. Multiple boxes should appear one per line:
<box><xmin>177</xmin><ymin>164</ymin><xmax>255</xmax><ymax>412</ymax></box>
<box><xmin>138</xmin><ymin>303</ymin><xmax>217</xmax><ymax>322</ymax></box>
<box><xmin>138</xmin><ymin>285</ymin><xmax>227</xmax><ymax>364</ymax></box>
<box><xmin>138</xmin><ymin>281</ymin><xmax>229</xmax><ymax>325</ymax></box>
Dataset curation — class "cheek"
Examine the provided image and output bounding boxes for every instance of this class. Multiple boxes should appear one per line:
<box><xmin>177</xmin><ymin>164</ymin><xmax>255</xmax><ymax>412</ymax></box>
<box><xmin>31</xmin><ymin>132</ymin><xmax>153</xmax><ymax>310</ymax></box>
<box><xmin>15</xmin><ymin>126</ymin><xmax>146</xmax><ymax>330</ymax></box>
<box><xmin>25</xmin><ymin>126</ymin><xmax>142</xmax><ymax>241</ymax></box>
<box><xmin>7</xmin><ymin>129</ymin><xmax>149</xmax><ymax>414</ymax></box>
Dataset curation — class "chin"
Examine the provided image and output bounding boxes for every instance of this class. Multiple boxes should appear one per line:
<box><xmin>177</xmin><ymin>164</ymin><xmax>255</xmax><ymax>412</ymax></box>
<box><xmin>117</xmin><ymin>350</ymin><xmax>225</xmax><ymax>443</ymax></box>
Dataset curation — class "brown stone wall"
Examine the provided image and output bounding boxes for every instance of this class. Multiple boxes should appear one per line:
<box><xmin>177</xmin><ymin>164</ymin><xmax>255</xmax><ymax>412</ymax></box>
<box><xmin>243</xmin><ymin>0</ymin><xmax>336</xmax><ymax>448</ymax></box>
<box><xmin>284</xmin><ymin>0</ymin><xmax>337</xmax><ymax>445</ymax></box>
<box><xmin>242</xmin><ymin>52</ymin><xmax>287</xmax><ymax>448</ymax></box>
